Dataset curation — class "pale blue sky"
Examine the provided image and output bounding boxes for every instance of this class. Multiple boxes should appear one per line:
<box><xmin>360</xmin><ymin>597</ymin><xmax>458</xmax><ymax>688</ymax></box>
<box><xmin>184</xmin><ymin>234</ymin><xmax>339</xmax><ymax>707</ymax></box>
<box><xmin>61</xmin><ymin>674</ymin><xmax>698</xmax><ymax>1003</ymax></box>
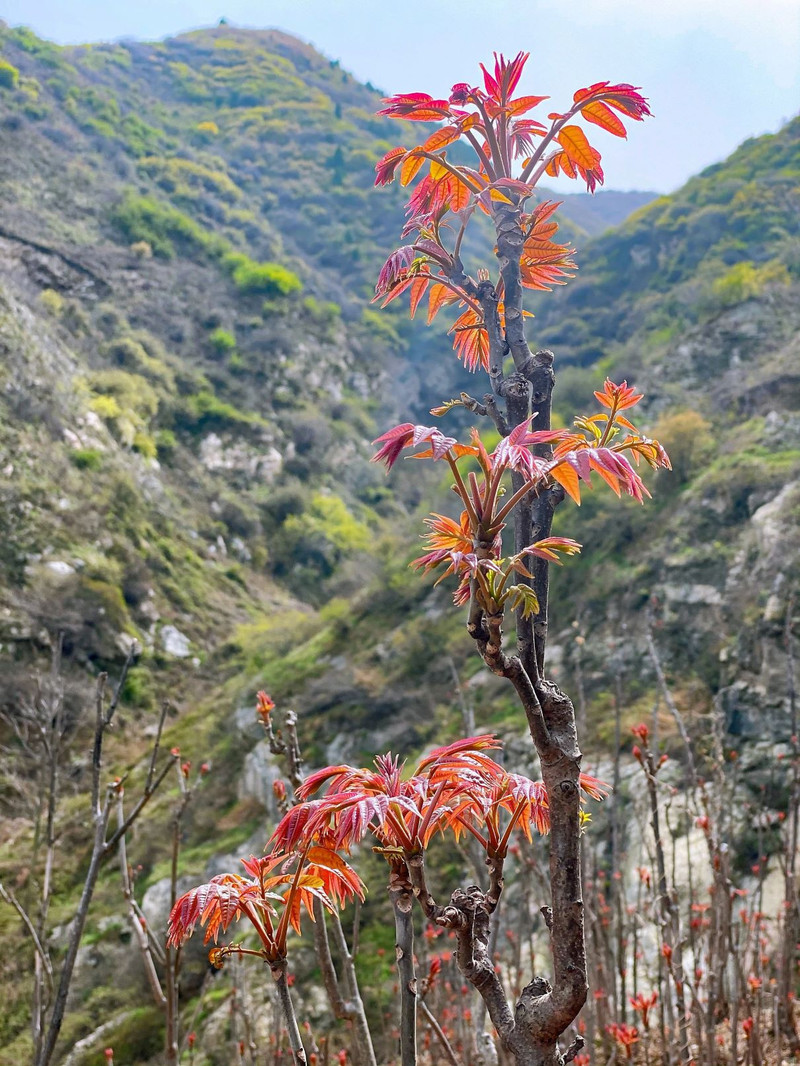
<box><xmin>2</xmin><ymin>0</ymin><xmax>798</xmax><ymax>193</ymax></box>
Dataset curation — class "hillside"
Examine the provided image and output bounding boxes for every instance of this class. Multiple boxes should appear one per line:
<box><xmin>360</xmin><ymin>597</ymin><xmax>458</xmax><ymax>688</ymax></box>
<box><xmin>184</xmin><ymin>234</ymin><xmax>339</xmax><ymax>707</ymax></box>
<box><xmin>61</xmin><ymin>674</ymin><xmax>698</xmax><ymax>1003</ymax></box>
<box><xmin>0</xmin><ymin>20</ymin><xmax>798</xmax><ymax>1066</ymax></box>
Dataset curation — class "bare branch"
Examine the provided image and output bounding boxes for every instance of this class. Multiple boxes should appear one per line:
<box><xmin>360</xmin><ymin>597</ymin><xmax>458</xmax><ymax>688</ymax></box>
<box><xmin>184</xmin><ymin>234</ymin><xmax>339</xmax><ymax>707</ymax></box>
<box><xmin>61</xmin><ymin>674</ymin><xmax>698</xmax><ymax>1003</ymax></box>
<box><xmin>0</xmin><ymin>881</ymin><xmax>53</xmax><ymax>991</ymax></box>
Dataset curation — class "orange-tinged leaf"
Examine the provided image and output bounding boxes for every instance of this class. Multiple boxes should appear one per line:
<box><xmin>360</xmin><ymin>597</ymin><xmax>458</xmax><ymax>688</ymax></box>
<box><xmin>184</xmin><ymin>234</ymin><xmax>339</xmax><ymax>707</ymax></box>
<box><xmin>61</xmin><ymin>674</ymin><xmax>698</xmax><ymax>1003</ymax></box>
<box><xmin>589</xmin><ymin>459</ymin><xmax>622</xmax><ymax>495</ymax></box>
<box><xmin>447</xmin><ymin>174</ymin><xmax>472</xmax><ymax>212</ymax></box>
<box><xmin>546</xmin><ymin>151</ymin><xmax>577</xmax><ymax>180</ymax></box>
<box><xmin>422</xmin><ymin>125</ymin><xmax>460</xmax><ymax>152</ymax></box>
<box><xmin>550</xmin><ymin>462</ymin><xmax>581</xmax><ymax>504</ymax></box>
<box><xmin>429</xmin><ymin>159</ymin><xmax>450</xmax><ymax>182</ymax></box>
<box><xmin>508</xmin><ymin>95</ymin><xmax>549</xmax><ymax>116</ymax></box>
<box><xmin>616</xmin><ymin>414</ymin><xmax>637</xmax><ymax>431</ymax></box>
<box><xmin>580</xmin><ymin>99</ymin><xmax>627</xmax><ymax>138</ymax></box>
<box><xmin>409</xmin><ymin>276</ymin><xmax>429</xmax><ymax>318</ymax></box>
<box><xmin>400</xmin><ymin>152</ymin><xmax>425</xmax><ymax>186</ymax></box>
<box><xmin>557</xmin><ymin>125</ymin><xmax>597</xmax><ymax>170</ymax></box>
<box><xmin>449</xmin><ymin>442</ymin><xmax>481</xmax><ymax>458</ymax></box>
<box><xmin>427</xmin><ymin>282</ymin><xmax>451</xmax><ymax>324</ymax></box>
<box><xmin>489</xmin><ymin>188</ymin><xmax>514</xmax><ymax>204</ymax></box>
<box><xmin>529</xmin><ymin>199</ymin><xmax>561</xmax><ymax>225</ymax></box>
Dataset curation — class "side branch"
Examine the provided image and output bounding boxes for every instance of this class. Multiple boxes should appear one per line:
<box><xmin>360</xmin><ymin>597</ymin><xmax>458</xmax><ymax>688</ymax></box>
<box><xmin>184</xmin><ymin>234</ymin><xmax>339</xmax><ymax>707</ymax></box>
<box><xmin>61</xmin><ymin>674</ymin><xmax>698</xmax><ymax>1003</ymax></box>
<box><xmin>475</xmin><ymin>280</ymin><xmax>509</xmax><ymax>397</ymax></box>
<box><xmin>467</xmin><ymin>609</ymin><xmax>554</xmax><ymax>761</ymax></box>
<box><xmin>448</xmin><ymin>887</ymin><xmax>516</xmax><ymax>1049</ymax></box>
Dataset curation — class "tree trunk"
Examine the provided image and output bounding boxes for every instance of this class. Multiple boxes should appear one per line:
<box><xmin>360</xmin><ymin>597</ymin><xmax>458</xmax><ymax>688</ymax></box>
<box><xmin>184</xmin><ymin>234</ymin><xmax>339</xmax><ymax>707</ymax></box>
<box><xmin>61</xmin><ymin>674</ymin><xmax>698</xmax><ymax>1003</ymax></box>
<box><xmin>389</xmin><ymin>861</ymin><xmax>417</xmax><ymax>1066</ymax></box>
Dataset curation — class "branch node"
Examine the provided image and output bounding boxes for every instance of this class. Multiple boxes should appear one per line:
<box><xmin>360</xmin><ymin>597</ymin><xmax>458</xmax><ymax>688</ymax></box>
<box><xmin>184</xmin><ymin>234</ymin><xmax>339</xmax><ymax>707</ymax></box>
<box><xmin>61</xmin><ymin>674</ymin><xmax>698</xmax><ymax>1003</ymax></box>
<box><xmin>564</xmin><ymin>1035</ymin><xmax>586</xmax><ymax>1064</ymax></box>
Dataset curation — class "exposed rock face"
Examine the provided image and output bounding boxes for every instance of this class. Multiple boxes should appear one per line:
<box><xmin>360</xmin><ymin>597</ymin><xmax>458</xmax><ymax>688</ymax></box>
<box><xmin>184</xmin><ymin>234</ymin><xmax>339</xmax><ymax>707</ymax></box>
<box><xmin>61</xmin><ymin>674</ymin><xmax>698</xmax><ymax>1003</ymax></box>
<box><xmin>716</xmin><ymin>480</ymin><xmax>800</xmax><ymax>738</ymax></box>
<box><xmin>159</xmin><ymin>624</ymin><xmax>192</xmax><ymax>658</ymax></box>
<box><xmin>199</xmin><ymin>433</ymin><xmax>283</xmax><ymax>482</ymax></box>
<box><xmin>237</xmin><ymin>740</ymin><xmax>284</xmax><ymax>818</ymax></box>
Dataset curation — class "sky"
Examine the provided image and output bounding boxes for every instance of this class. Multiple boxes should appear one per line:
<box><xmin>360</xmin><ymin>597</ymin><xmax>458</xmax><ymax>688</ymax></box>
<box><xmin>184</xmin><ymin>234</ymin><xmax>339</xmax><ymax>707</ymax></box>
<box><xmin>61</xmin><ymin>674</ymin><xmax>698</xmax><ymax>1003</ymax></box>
<box><xmin>2</xmin><ymin>0</ymin><xmax>799</xmax><ymax>193</ymax></box>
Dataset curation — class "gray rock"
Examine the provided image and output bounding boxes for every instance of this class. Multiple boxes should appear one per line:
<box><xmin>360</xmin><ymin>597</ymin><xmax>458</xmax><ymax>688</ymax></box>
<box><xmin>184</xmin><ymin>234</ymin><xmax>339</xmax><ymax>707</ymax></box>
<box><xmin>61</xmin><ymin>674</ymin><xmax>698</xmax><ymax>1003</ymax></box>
<box><xmin>160</xmin><ymin>624</ymin><xmax>191</xmax><ymax>658</ymax></box>
<box><xmin>238</xmin><ymin>740</ymin><xmax>283</xmax><ymax>817</ymax></box>
<box><xmin>44</xmin><ymin>560</ymin><xmax>76</xmax><ymax>579</ymax></box>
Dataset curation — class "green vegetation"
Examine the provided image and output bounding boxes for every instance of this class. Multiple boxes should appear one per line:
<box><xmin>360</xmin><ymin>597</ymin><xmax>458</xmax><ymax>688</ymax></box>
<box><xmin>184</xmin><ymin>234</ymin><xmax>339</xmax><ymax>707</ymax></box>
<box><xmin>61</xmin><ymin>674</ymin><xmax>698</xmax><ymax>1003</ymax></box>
<box><xmin>70</xmin><ymin>447</ymin><xmax>104</xmax><ymax>471</ymax></box>
<box><xmin>0</xmin><ymin>59</ymin><xmax>19</xmax><ymax>89</ymax></box>
<box><xmin>226</xmin><ymin>253</ymin><xmax>303</xmax><ymax>296</ymax></box>
<box><xmin>0</xmin><ymin>20</ymin><xmax>798</xmax><ymax>1063</ymax></box>
<box><xmin>78</xmin><ymin>1007</ymin><xmax>164</xmax><ymax>1066</ymax></box>
<box><xmin>534</xmin><ymin>114</ymin><xmax>800</xmax><ymax>367</ymax></box>
<box><xmin>111</xmin><ymin>191</ymin><xmax>227</xmax><ymax>259</ymax></box>
<box><xmin>138</xmin><ymin>155</ymin><xmax>243</xmax><ymax>202</ymax></box>
<box><xmin>177</xmin><ymin>390</ymin><xmax>264</xmax><ymax>432</ymax></box>
<box><xmin>39</xmin><ymin>288</ymin><xmax>64</xmax><ymax>315</ymax></box>
<box><xmin>707</xmin><ymin>258</ymin><xmax>790</xmax><ymax>309</ymax></box>
<box><xmin>208</xmin><ymin>326</ymin><xmax>236</xmax><ymax>353</ymax></box>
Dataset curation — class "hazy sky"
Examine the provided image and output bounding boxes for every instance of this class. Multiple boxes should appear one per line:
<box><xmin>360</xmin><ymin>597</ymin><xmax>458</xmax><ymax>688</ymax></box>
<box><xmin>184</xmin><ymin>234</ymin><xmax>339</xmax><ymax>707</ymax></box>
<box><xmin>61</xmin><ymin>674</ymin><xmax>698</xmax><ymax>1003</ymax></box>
<box><xmin>3</xmin><ymin>0</ymin><xmax>799</xmax><ymax>193</ymax></box>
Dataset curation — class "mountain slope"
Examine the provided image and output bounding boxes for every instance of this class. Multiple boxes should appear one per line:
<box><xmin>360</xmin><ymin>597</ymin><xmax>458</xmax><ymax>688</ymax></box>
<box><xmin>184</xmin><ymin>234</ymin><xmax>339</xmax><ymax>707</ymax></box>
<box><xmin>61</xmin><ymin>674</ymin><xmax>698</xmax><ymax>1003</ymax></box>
<box><xmin>0</xmin><ymin>21</ymin><xmax>798</xmax><ymax>1064</ymax></box>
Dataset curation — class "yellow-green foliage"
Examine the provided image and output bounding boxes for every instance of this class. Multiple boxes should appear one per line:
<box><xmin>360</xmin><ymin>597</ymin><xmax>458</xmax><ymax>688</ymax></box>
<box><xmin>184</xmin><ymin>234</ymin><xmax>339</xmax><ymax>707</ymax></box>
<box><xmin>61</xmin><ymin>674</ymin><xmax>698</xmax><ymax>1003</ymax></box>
<box><xmin>86</xmin><ymin>369</ymin><xmax>159</xmax><ymax>447</ymax></box>
<box><xmin>89</xmin><ymin>394</ymin><xmax>121</xmax><ymax>419</ymax></box>
<box><xmin>196</xmin><ymin>119</ymin><xmax>219</xmax><ymax>134</ymax></box>
<box><xmin>651</xmin><ymin>409</ymin><xmax>715</xmax><ymax>485</ymax></box>
<box><xmin>710</xmin><ymin>259</ymin><xmax>791</xmax><ymax>308</ymax></box>
<box><xmin>225</xmin><ymin>253</ymin><xmax>302</xmax><ymax>296</ymax></box>
<box><xmin>133</xmin><ymin>431</ymin><xmax>158</xmax><ymax>459</ymax></box>
<box><xmin>178</xmin><ymin>390</ymin><xmax>263</xmax><ymax>432</ymax></box>
<box><xmin>284</xmin><ymin>492</ymin><xmax>371</xmax><ymax>555</ymax></box>
<box><xmin>138</xmin><ymin>155</ymin><xmax>242</xmax><ymax>202</ymax></box>
<box><xmin>361</xmin><ymin>307</ymin><xmax>401</xmax><ymax>346</ymax></box>
<box><xmin>111</xmin><ymin>191</ymin><xmax>227</xmax><ymax>260</ymax></box>
<box><xmin>39</xmin><ymin>288</ymin><xmax>64</xmax><ymax>315</ymax></box>
<box><xmin>0</xmin><ymin>59</ymin><xmax>19</xmax><ymax>89</ymax></box>
<box><xmin>101</xmin><ymin>334</ymin><xmax>176</xmax><ymax>391</ymax></box>
<box><xmin>209</xmin><ymin>326</ymin><xmax>236</xmax><ymax>353</ymax></box>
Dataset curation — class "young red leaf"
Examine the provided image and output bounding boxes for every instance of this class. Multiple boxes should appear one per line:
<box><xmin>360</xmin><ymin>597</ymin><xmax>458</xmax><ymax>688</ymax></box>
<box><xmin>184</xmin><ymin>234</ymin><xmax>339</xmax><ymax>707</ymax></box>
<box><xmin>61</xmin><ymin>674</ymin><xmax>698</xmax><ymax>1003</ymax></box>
<box><xmin>408</xmin><ymin>275</ymin><xmax>429</xmax><ymax>318</ymax></box>
<box><xmin>375</xmin><ymin>146</ymin><xmax>407</xmax><ymax>186</ymax></box>
<box><xmin>427</xmin><ymin>282</ymin><xmax>453</xmax><ymax>324</ymax></box>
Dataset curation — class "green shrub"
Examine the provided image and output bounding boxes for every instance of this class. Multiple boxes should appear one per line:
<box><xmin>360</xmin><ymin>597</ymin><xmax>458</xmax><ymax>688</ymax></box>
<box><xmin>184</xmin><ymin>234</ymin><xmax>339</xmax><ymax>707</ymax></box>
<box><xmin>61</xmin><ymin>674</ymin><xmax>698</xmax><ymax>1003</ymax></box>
<box><xmin>282</xmin><ymin>492</ymin><xmax>371</xmax><ymax>576</ymax></box>
<box><xmin>178</xmin><ymin>390</ymin><xmax>262</xmax><ymax>432</ymax></box>
<box><xmin>86</xmin><ymin>369</ymin><xmax>159</xmax><ymax>447</ymax></box>
<box><xmin>70</xmin><ymin>448</ymin><xmax>104</xmax><ymax>471</ymax></box>
<box><xmin>155</xmin><ymin>428</ymin><xmax>177</xmax><ymax>459</ymax></box>
<box><xmin>209</xmin><ymin>326</ymin><xmax>236</xmax><ymax>354</ymax></box>
<box><xmin>133</xmin><ymin>431</ymin><xmax>158</xmax><ymax>459</ymax></box>
<box><xmin>138</xmin><ymin>155</ymin><xmax>242</xmax><ymax>202</ymax></box>
<box><xmin>111</xmin><ymin>191</ymin><xmax>226</xmax><ymax>260</ymax></box>
<box><xmin>225</xmin><ymin>253</ymin><xmax>302</xmax><ymax>296</ymax></box>
<box><xmin>77</xmin><ymin>1007</ymin><xmax>163</xmax><ymax>1066</ymax></box>
<box><xmin>0</xmin><ymin>60</ymin><xmax>20</xmax><ymax>90</ymax></box>
<box><xmin>39</xmin><ymin>288</ymin><xmax>64</xmax><ymax>315</ymax></box>
<box><xmin>303</xmin><ymin>295</ymin><xmax>341</xmax><ymax>323</ymax></box>
<box><xmin>708</xmin><ymin>259</ymin><xmax>791</xmax><ymax>310</ymax></box>
<box><xmin>651</xmin><ymin>409</ymin><xmax>714</xmax><ymax>486</ymax></box>
<box><xmin>711</xmin><ymin>261</ymin><xmax>761</xmax><ymax>307</ymax></box>
<box><xmin>101</xmin><ymin>335</ymin><xmax>174</xmax><ymax>389</ymax></box>
<box><xmin>121</xmin><ymin>666</ymin><xmax>156</xmax><ymax>710</ymax></box>
<box><xmin>89</xmin><ymin>394</ymin><xmax>122</xmax><ymax>419</ymax></box>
